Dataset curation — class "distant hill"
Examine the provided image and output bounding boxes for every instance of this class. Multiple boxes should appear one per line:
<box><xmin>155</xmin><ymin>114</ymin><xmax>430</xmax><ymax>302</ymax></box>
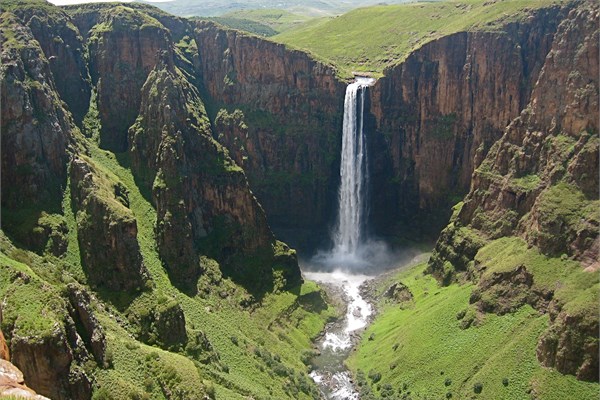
<box><xmin>204</xmin><ymin>9</ymin><xmax>312</xmax><ymax>37</ymax></box>
<box><xmin>274</xmin><ymin>0</ymin><xmax>562</xmax><ymax>76</ymax></box>
<box><xmin>135</xmin><ymin>0</ymin><xmax>417</xmax><ymax>18</ymax></box>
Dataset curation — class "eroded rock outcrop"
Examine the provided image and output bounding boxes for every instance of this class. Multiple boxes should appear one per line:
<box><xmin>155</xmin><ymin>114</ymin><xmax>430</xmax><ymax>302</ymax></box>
<box><xmin>85</xmin><ymin>5</ymin><xmax>173</xmax><ymax>151</ymax></box>
<box><xmin>129</xmin><ymin>54</ymin><xmax>300</xmax><ymax>292</ymax></box>
<box><xmin>0</xmin><ymin>359</ymin><xmax>51</xmax><ymax>400</ymax></box>
<box><xmin>70</xmin><ymin>156</ymin><xmax>149</xmax><ymax>292</ymax></box>
<box><xmin>66</xmin><ymin>284</ymin><xmax>107</xmax><ymax>365</ymax></box>
<box><xmin>0</xmin><ymin>264</ymin><xmax>93</xmax><ymax>400</ymax></box>
<box><xmin>0</xmin><ymin>11</ymin><xmax>73</xmax><ymax>248</ymax></box>
<box><xmin>10</xmin><ymin>5</ymin><xmax>91</xmax><ymax>125</ymax></box>
<box><xmin>127</xmin><ymin>298</ymin><xmax>188</xmax><ymax>350</ymax></box>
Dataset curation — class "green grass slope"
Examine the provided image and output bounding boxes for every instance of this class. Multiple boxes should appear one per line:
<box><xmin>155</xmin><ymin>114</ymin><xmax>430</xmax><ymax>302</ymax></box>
<box><xmin>348</xmin><ymin>260</ymin><xmax>599</xmax><ymax>400</ymax></box>
<box><xmin>274</xmin><ymin>0</ymin><xmax>563</xmax><ymax>77</ymax></box>
<box><xmin>0</xmin><ymin>131</ymin><xmax>338</xmax><ymax>399</ymax></box>
<box><xmin>206</xmin><ymin>9</ymin><xmax>313</xmax><ymax>36</ymax></box>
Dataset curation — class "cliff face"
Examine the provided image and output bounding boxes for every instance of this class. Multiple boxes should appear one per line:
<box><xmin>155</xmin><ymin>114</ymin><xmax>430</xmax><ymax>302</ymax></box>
<box><xmin>194</xmin><ymin>7</ymin><xmax>572</xmax><ymax>243</ymax></box>
<box><xmin>194</xmin><ymin>22</ymin><xmax>346</xmax><ymax>240</ymax></box>
<box><xmin>85</xmin><ymin>6</ymin><xmax>173</xmax><ymax>152</ymax></box>
<box><xmin>10</xmin><ymin>5</ymin><xmax>91</xmax><ymax>125</ymax></box>
<box><xmin>429</xmin><ymin>1</ymin><xmax>599</xmax><ymax>382</ymax></box>
<box><xmin>1</xmin><ymin>4</ymin><xmax>303</xmax><ymax>398</ymax></box>
<box><xmin>129</xmin><ymin>54</ymin><xmax>291</xmax><ymax>291</ymax></box>
<box><xmin>70</xmin><ymin>156</ymin><xmax>150</xmax><ymax>292</ymax></box>
<box><xmin>0</xmin><ymin>12</ymin><xmax>71</xmax><ymax>210</ymax></box>
<box><xmin>367</xmin><ymin>6</ymin><xmax>566</xmax><ymax>235</ymax></box>
<box><xmin>0</xmin><ymin>11</ymin><xmax>75</xmax><ymax>255</ymax></box>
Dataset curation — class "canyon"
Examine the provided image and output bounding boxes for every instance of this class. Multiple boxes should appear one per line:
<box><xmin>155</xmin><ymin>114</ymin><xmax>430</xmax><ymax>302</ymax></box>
<box><xmin>0</xmin><ymin>0</ymin><xmax>598</xmax><ymax>399</ymax></box>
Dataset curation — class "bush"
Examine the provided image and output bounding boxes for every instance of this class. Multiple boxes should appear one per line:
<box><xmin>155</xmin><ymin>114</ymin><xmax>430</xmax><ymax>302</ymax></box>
<box><xmin>444</xmin><ymin>377</ymin><xmax>452</xmax><ymax>386</ymax></box>
<box><xmin>446</xmin><ymin>392</ymin><xmax>452</xmax><ymax>398</ymax></box>
<box><xmin>368</xmin><ymin>370</ymin><xmax>382</xmax><ymax>383</ymax></box>
<box><xmin>92</xmin><ymin>388</ymin><xmax>113</xmax><ymax>400</ymax></box>
<box><xmin>474</xmin><ymin>382</ymin><xmax>483</xmax><ymax>394</ymax></box>
<box><xmin>103</xmin><ymin>349</ymin><xmax>114</xmax><ymax>369</ymax></box>
<box><xmin>204</xmin><ymin>381</ymin><xmax>216</xmax><ymax>399</ymax></box>
<box><xmin>502</xmin><ymin>377</ymin><xmax>509</xmax><ymax>386</ymax></box>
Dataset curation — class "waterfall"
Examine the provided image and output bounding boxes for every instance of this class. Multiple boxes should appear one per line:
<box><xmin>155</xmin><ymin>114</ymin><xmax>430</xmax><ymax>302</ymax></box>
<box><xmin>332</xmin><ymin>77</ymin><xmax>374</xmax><ymax>259</ymax></box>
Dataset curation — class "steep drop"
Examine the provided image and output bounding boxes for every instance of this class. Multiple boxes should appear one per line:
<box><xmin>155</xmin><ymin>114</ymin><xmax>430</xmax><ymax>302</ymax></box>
<box><xmin>334</xmin><ymin>78</ymin><xmax>371</xmax><ymax>255</ymax></box>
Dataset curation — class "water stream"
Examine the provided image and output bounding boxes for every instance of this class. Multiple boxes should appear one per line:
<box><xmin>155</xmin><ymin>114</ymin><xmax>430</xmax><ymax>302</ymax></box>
<box><xmin>304</xmin><ymin>270</ymin><xmax>372</xmax><ymax>400</ymax></box>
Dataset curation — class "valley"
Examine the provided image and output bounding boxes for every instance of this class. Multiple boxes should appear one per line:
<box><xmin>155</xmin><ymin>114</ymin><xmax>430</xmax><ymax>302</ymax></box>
<box><xmin>0</xmin><ymin>0</ymin><xmax>598</xmax><ymax>399</ymax></box>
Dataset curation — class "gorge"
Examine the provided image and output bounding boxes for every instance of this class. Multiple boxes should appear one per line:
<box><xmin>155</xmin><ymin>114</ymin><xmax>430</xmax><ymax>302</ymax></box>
<box><xmin>0</xmin><ymin>0</ymin><xmax>598</xmax><ymax>399</ymax></box>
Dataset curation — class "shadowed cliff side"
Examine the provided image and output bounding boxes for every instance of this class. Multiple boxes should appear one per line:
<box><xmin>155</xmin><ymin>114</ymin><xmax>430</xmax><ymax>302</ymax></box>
<box><xmin>129</xmin><ymin>52</ymin><xmax>301</xmax><ymax>293</ymax></box>
<box><xmin>193</xmin><ymin>22</ymin><xmax>346</xmax><ymax>246</ymax></box>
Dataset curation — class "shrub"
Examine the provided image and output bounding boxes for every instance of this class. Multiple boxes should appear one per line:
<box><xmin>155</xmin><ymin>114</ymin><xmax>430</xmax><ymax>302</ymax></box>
<box><xmin>444</xmin><ymin>377</ymin><xmax>452</xmax><ymax>386</ymax></box>
<box><xmin>502</xmin><ymin>377</ymin><xmax>509</xmax><ymax>386</ymax></box>
<box><xmin>446</xmin><ymin>392</ymin><xmax>452</xmax><ymax>398</ymax></box>
<box><xmin>368</xmin><ymin>370</ymin><xmax>382</xmax><ymax>383</ymax></box>
<box><xmin>143</xmin><ymin>377</ymin><xmax>154</xmax><ymax>392</ymax></box>
<box><xmin>204</xmin><ymin>381</ymin><xmax>216</xmax><ymax>399</ymax></box>
<box><xmin>92</xmin><ymin>388</ymin><xmax>113</xmax><ymax>400</ymax></box>
<box><xmin>474</xmin><ymin>382</ymin><xmax>483</xmax><ymax>394</ymax></box>
<box><xmin>103</xmin><ymin>349</ymin><xmax>114</xmax><ymax>369</ymax></box>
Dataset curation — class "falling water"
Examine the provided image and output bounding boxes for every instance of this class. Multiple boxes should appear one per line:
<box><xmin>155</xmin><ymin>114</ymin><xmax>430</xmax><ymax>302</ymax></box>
<box><xmin>333</xmin><ymin>77</ymin><xmax>373</xmax><ymax>258</ymax></box>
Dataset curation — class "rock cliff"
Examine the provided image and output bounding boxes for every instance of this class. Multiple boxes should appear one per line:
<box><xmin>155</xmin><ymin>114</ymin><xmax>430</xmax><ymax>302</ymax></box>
<box><xmin>0</xmin><ymin>10</ymin><xmax>73</xmax><ymax>249</ymax></box>
<box><xmin>1</xmin><ymin>3</ymin><xmax>304</xmax><ymax>398</ymax></box>
<box><xmin>194</xmin><ymin>22</ymin><xmax>346</xmax><ymax>243</ymax></box>
<box><xmin>9</xmin><ymin>4</ymin><xmax>91</xmax><ymax>125</ymax></box>
<box><xmin>428</xmin><ymin>1</ymin><xmax>599</xmax><ymax>382</ymax></box>
<box><xmin>367</xmin><ymin>6</ymin><xmax>567</xmax><ymax>235</ymax></box>
<box><xmin>85</xmin><ymin>5</ymin><xmax>173</xmax><ymax>152</ymax></box>
<box><xmin>70</xmin><ymin>156</ymin><xmax>150</xmax><ymax>292</ymax></box>
<box><xmin>128</xmin><ymin>51</ymin><xmax>299</xmax><ymax>291</ymax></box>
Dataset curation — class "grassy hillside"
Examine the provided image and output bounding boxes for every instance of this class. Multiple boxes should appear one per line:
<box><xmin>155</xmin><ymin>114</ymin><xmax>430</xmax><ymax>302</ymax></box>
<box><xmin>274</xmin><ymin>0</ymin><xmax>564</xmax><ymax>77</ymax></box>
<box><xmin>0</xmin><ymin>131</ymin><xmax>338</xmax><ymax>399</ymax></box>
<box><xmin>206</xmin><ymin>9</ymin><xmax>313</xmax><ymax>36</ymax></box>
<box><xmin>348</xmin><ymin>257</ymin><xmax>599</xmax><ymax>399</ymax></box>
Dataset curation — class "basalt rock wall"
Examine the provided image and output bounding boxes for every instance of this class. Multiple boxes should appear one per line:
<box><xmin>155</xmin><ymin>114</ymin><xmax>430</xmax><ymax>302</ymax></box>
<box><xmin>367</xmin><ymin>6</ymin><xmax>567</xmax><ymax>235</ymax></box>
<box><xmin>194</xmin><ymin>22</ymin><xmax>346</xmax><ymax>244</ymax></box>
